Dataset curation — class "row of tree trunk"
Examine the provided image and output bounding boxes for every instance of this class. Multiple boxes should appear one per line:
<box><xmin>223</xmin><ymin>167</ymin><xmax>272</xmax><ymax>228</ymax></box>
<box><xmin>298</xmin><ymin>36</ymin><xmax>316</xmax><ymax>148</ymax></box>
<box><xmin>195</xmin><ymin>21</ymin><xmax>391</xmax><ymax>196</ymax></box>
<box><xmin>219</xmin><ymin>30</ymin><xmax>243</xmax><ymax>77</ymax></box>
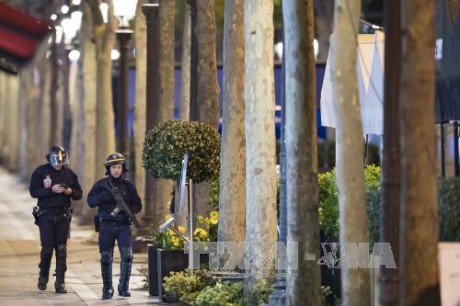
<box><xmin>0</xmin><ymin>0</ymin><xmax>442</xmax><ymax>304</ymax></box>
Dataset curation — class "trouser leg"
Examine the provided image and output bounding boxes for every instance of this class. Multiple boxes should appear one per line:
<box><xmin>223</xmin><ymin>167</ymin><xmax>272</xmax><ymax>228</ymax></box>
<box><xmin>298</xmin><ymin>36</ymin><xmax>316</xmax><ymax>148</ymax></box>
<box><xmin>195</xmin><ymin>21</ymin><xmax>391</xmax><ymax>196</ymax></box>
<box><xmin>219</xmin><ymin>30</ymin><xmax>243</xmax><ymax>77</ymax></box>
<box><xmin>54</xmin><ymin>244</ymin><xmax>67</xmax><ymax>293</ymax></box>
<box><xmin>37</xmin><ymin>246</ymin><xmax>53</xmax><ymax>290</ymax></box>
<box><xmin>101</xmin><ymin>251</ymin><xmax>114</xmax><ymax>299</ymax></box>
<box><xmin>118</xmin><ymin>247</ymin><xmax>133</xmax><ymax>297</ymax></box>
<box><xmin>117</xmin><ymin>225</ymin><xmax>133</xmax><ymax>297</ymax></box>
<box><xmin>54</xmin><ymin>216</ymin><xmax>69</xmax><ymax>293</ymax></box>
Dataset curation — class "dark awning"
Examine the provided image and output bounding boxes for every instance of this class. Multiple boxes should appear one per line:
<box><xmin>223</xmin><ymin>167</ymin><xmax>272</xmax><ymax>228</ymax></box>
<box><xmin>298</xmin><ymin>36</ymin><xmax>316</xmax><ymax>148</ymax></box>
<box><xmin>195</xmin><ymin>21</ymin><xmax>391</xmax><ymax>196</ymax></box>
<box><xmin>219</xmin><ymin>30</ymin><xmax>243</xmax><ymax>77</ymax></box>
<box><xmin>436</xmin><ymin>0</ymin><xmax>460</xmax><ymax>123</ymax></box>
<box><xmin>0</xmin><ymin>3</ymin><xmax>52</xmax><ymax>74</ymax></box>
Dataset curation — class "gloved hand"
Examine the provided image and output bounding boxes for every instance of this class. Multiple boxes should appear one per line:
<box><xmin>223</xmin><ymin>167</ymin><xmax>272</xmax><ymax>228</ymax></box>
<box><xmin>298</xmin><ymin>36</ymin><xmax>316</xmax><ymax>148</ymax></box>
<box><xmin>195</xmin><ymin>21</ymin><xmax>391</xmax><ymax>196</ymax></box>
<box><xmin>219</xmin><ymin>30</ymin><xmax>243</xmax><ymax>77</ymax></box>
<box><xmin>98</xmin><ymin>189</ymin><xmax>114</xmax><ymax>203</ymax></box>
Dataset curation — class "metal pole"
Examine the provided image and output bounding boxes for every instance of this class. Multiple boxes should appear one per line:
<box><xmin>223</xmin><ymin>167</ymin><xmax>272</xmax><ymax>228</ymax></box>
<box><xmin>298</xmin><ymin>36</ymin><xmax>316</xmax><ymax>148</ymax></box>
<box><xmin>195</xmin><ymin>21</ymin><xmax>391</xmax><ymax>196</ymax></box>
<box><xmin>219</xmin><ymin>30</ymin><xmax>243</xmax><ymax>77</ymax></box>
<box><xmin>268</xmin><ymin>40</ymin><xmax>286</xmax><ymax>306</ymax></box>
<box><xmin>440</xmin><ymin>123</ymin><xmax>445</xmax><ymax>177</ymax></box>
<box><xmin>454</xmin><ymin>121</ymin><xmax>459</xmax><ymax>176</ymax></box>
<box><xmin>379</xmin><ymin>0</ymin><xmax>401</xmax><ymax>304</ymax></box>
<box><xmin>187</xmin><ymin>0</ymin><xmax>198</xmax><ymax>121</ymax></box>
<box><xmin>188</xmin><ymin>179</ymin><xmax>194</xmax><ymax>269</ymax></box>
<box><xmin>116</xmin><ymin>29</ymin><xmax>132</xmax><ymax>160</ymax></box>
<box><xmin>142</xmin><ymin>1</ymin><xmax>160</xmax><ymax>225</ymax></box>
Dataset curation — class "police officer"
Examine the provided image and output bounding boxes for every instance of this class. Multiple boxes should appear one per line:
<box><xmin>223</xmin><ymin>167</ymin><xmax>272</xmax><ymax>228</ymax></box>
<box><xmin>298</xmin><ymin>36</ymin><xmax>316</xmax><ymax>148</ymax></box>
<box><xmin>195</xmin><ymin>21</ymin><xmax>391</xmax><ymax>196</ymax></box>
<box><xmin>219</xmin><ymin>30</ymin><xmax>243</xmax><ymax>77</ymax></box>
<box><xmin>87</xmin><ymin>153</ymin><xmax>142</xmax><ymax>300</ymax></box>
<box><xmin>29</xmin><ymin>146</ymin><xmax>82</xmax><ymax>293</ymax></box>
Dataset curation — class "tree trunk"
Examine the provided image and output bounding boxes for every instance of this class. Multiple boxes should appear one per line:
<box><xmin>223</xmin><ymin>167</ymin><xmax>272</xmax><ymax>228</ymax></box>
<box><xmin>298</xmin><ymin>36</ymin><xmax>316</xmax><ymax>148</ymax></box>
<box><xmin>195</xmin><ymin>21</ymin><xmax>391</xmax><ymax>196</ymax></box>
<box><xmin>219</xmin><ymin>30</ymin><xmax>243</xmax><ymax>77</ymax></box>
<box><xmin>193</xmin><ymin>0</ymin><xmax>221</xmax><ymax>218</ymax></box>
<box><xmin>243</xmin><ymin>0</ymin><xmax>277</xmax><ymax>295</ymax></box>
<box><xmin>330</xmin><ymin>0</ymin><xmax>370</xmax><ymax>305</ymax></box>
<box><xmin>379</xmin><ymin>0</ymin><xmax>401</xmax><ymax>304</ymax></box>
<box><xmin>179</xmin><ymin>7</ymin><xmax>191</xmax><ymax>121</ymax></box>
<box><xmin>283</xmin><ymin>0</ymin><xmax>321</xmax><ymax>304</ymax></box>
<box><xmin>151</xmin><ymin>0</ymin><xmax>176</xmax><ymax>225</ymax></box>
<box><xmin>313</xmin><ymin>0</ymin><xmax>334</xmax><ymax>63</ymax></box>
<box><xmin>89</xmin><ymin>0</ymin><xmax>116</xmax><ymax>174</ymax></box>
<box><xmin>133</xmin><ymin>0</ymin><xmax>148</xmax><ymax>214</ymax></box>
<box><xmin>218</xmin><ymin>0</ymin><xmax>246</xmax><ymax>261</ymax></box>
<box><xmin>0</xmin><ymin>74</ymin><xmax>20</xmax><ymax>171</ymax></box>
<box><xmin>399</xmin><ymin>0</ymin><xmax>440</xmax><ymax>304</ymax></box>
<box><xmin>71</xmin><ymin>1</ymin><xmax>98</xmax><ymax>224</ymax></box>
<box><xmin>196</xmin><ymin>0</ymin><xmax>220</xmax><ymax>126</ymax></box>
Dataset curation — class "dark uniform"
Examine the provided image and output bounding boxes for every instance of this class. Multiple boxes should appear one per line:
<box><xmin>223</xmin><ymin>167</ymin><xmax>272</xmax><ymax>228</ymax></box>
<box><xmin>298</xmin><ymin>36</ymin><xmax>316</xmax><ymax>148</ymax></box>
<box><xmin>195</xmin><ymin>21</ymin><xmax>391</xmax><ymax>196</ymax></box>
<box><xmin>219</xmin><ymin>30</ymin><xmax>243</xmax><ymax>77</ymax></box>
<box><xmin>29</xmin><ymin>146</ymin><xmax>82</xmax><ymax>293</ymax></box>
<box><xmin>87</xmin><ymin>153</ymin><xmax>142</xmax><ymax>300</ymax></box>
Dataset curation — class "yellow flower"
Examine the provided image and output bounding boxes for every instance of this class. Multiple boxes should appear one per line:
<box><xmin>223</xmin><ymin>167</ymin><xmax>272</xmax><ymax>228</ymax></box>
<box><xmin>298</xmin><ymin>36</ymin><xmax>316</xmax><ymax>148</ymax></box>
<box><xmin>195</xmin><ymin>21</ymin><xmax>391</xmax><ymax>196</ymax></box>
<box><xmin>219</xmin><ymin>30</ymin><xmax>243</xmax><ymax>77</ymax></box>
<box><xmin>193</xmin><ymin>228</ymin><xmax>208</xmax><ymax>240</ymax></box>
<box><xmin>178</xmin><ymin>225</ymin><xmax>186</xmax><ymax>233</ymax></box>
<box><xmin>171</xmin><ymin>236</ymin><xmax>180</xmax><ymax>247</ymax></box>
<box><xmin>209</xmin><ymin>211</ymin><xmax>219</xmax><ymax>225</ymax></box>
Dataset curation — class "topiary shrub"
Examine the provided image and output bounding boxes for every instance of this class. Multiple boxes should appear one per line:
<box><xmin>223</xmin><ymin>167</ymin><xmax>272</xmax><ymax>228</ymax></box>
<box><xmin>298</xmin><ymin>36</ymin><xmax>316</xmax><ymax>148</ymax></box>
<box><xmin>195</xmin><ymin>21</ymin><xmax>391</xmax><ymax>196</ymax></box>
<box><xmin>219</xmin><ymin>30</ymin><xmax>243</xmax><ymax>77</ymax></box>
<box><xmin>142</xmin><ymin>120</ymin><xmax>221</xmax><ymax>183</ymax></box>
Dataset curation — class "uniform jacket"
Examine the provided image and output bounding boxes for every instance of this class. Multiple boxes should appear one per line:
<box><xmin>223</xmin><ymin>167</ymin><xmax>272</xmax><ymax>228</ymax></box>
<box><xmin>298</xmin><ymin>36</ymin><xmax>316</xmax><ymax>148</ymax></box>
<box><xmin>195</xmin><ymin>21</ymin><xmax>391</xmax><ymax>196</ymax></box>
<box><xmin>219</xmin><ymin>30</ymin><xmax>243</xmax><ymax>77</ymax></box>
<box><xmin>87</xmin><ymin>176</ymin><xmax>142</xmax><ymax>222</ymax></box>
<box><xmin>29</xmin><ymin>163</ymin><xmax>82</xmax><ymax>209</ymax></box>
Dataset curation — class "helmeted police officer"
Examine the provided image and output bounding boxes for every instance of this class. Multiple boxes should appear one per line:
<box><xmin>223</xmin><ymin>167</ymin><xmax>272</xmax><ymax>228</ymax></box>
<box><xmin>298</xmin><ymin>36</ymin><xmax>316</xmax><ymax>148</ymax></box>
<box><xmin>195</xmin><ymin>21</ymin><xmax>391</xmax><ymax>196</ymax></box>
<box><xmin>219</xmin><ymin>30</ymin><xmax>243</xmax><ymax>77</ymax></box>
<box><xmin>87</xmin><ymin>153</ymin><xmax>142</xmax><ymax>300</ymax></box>
<box><xmin>29</xmin><ymin>146</ymin><xmax>82</xmax><ymax>293</ymax></box>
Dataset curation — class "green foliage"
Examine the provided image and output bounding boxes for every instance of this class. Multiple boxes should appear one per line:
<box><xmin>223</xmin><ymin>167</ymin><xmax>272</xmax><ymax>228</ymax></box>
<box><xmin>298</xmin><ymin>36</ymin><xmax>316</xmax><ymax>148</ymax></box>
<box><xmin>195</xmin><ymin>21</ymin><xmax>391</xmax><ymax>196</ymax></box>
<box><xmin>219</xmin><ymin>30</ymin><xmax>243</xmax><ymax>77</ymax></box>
<box><xmin>318</xmin><ymin>170</ymin><xmax>339</xmax><ymax>239</ymax></box>
<box><xmin>195</xmin><ymin>211</ymin><xmax>219</xmax><ymax>242</ymax></box>
<box><xmin>321</xmin><ymin>286</ymin><xmax>333</xmax><ymax>305</ymax></box>
<box><xmin>195</xmin><ymin>282</ymin><xmax>244</xmax><ymax>306</ymax></box>
<box><xmin>245</xmin><ymin>279</ymin><xmax>274</xmax><ymax>305</ymax></box>
<box><xmin>142</xmin><ymin>120</ymin><xmax>221</xmax><ymax>183</ymax></box>
<box><xmin>438</xmin><ymin>177</ymin><xmax>460</xmax><ymax>241</ymax></box>
<box><xmin>146</xmin><ymin>209</ymin><xmax>219</xmax><ymax>250</ymax></box>
<box><xmin>208</xmin><ymin>178</ymin><xmax>220</xmax><ymax>211</ymax></box>
<box><xmin>163</xmin><ymin>269</ymin><xmax>213</xmax><ymax>304</ymax></box>
<box><xmin>318</xmin><ymin>166</ymin><xmax>381</xmax><ymax>242</ymax></box>
<box><xmin>149</xmin><ymin>227</ymin><xmax>185</xmax><ymax>250</ymax></box>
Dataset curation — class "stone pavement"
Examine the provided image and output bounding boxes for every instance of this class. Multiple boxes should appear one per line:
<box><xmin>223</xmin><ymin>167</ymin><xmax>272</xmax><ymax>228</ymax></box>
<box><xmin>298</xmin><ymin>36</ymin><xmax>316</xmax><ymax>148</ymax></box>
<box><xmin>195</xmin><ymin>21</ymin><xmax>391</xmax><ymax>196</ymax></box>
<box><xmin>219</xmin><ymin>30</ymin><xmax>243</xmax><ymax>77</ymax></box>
<box><xmin>0</xmin><ymin>167</ymin><xmax>163</xmax><ymax>305</ymax></box>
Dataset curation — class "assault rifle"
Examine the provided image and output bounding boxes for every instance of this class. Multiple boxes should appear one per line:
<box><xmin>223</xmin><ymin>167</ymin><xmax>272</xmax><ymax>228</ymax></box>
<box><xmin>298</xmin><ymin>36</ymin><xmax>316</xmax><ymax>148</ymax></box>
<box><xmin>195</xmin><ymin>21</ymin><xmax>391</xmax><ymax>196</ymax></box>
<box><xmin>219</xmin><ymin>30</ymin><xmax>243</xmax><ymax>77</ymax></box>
<box><xmin>103</xmin><ymin>181</ymin><xmax>141</xmax><ymax>229</ymax></box>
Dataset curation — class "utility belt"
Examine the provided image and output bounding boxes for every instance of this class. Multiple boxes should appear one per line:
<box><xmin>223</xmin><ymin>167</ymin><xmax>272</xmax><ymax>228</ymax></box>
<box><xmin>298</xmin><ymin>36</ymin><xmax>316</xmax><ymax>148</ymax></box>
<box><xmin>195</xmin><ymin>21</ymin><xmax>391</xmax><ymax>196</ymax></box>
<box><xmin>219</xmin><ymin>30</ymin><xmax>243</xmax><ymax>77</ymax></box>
<box><xmin>32</xmin><ymin>206</ymin><xmax>72</xmax><ymax>225</ymax></box>
<box><xmin>94</xmin><ymin>215</ymin><xmax>131</xmax><ymax>232</ymax></box>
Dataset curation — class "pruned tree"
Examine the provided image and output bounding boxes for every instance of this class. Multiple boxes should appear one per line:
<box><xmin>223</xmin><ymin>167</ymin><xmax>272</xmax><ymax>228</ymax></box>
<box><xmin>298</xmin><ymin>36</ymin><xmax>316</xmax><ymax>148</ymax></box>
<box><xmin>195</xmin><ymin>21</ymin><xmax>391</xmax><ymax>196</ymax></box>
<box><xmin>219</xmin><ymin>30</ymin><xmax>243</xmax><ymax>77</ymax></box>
<box><xmin>330</xmin><ymin>0</ymin><xmax>370</xmax><ymax>305</ymax></box>
<box><xmin>87</xmin><ymin>0</ymin><xmax>116</xmax><ymax>172</ymax></box>
<box><xmin>193</xmin><ymin>0</ymin><xmax>220</xmax><ymax>218</ymax></box>
<box><xmin>218</xmin><ymin>0</ymin><xmax>246</xmax><ymax>263</ymax></box>
<box><xmin>72</xmin><ymin>0</ymin><xmax>98</xmax><ymax>224</ymax></box>
<box><xmin>151</xmin><ymin>0</ymin><xmax>176</xmax><ymax>224</ymax></box>
<box><xmin>243</xmin><ymin>0</ymin><xmax>277</xmax><ymax>296</ymax></box>
<box><xmin>283</xmin><ymin>0</ymin><xmax>321</xmax><ymax>304</ymax></box>
<box><xmin>399</xmin><ymin>0</ymin><xmax>440</xmax><ymax>304</ymax></box>
<box><xmin>133</xmin><ymin>0</ymin><xmax>148</xmax><ymax>210</ymax></box>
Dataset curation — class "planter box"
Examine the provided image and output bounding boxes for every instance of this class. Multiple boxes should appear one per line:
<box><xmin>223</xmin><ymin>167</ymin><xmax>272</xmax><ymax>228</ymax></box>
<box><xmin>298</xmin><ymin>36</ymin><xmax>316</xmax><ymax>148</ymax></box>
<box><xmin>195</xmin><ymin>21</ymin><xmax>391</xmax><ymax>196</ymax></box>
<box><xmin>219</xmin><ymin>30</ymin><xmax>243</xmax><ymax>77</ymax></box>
<box><xmin>148</xmin><ymin>248</ymin><xmax>210</xmax><ymax>300</ymax></box>
<box><xmin>147</xmin><ymin>244</ymin><xmax>160</xmax><ymax>296</ymax></box>
<box><xmin>157</xmin><ymin>249</ymin><xmax>189</xmax><ymax>301</ymax></box>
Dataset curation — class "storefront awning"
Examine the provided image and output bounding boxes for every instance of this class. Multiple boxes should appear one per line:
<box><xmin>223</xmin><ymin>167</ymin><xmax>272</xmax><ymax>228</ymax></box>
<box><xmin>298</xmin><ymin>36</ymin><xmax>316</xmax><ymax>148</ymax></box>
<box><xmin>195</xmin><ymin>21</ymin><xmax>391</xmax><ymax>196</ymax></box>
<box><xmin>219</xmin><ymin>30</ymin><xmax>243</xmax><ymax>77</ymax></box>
<box><xmin>0</xmin><ymin>3</ymin><xmax>52</xmax><ymax>74</ymax></box>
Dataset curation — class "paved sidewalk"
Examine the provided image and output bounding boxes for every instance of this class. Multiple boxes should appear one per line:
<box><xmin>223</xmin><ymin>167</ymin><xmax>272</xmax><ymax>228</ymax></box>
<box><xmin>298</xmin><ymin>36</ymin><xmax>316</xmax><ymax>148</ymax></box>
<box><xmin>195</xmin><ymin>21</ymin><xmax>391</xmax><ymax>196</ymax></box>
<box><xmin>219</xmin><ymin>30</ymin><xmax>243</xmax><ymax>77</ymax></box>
<box><xmin>0</xmin><ymin>167</ymin><xmax>162</xmax><ymax>305</ymax></box>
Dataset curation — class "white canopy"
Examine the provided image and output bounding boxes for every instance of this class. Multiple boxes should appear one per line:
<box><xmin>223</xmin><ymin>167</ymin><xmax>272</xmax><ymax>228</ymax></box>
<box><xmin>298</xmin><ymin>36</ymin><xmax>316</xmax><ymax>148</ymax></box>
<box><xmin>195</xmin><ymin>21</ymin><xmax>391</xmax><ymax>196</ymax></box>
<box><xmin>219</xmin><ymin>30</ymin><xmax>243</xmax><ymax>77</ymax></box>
<box><xmin>320</xmin><ymin>31</ymin><xmax>385</xmax><ymax>135</ymax></box>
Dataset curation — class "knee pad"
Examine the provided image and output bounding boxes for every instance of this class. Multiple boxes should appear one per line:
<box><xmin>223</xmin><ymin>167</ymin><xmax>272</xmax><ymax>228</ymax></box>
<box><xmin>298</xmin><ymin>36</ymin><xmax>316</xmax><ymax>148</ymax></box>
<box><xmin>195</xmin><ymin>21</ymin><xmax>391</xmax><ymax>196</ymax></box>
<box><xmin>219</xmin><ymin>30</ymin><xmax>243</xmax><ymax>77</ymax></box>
<box><xmin>120</xmin><ymin>248</ymin><xmax>133</xmax><ymax>263</ymax></box>
<box><xmin>41</xmin><ymin>246</ymin><xmax>53</xmax><ymax>256</ymax></box>
<box><xmin>56</xmin><ymin>244</ymin><xmax>67</xmax><ymax>256</ymax></box>
<box><xmin>101</xmin><ymin>252</ymin><xmax>113</xmax><ymax>267</ymax></box>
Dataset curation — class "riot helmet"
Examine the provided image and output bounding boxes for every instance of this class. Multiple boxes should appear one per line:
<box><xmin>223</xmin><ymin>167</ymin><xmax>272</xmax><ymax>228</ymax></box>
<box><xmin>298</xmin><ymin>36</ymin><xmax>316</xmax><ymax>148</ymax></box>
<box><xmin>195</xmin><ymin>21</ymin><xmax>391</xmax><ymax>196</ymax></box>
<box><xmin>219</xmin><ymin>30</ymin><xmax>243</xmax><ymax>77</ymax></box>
<box><xmin>46</xmin><ymin>146</ymin><xmax>69</xmax><ymax>167</ymax></box>
<box><xmin>104</xmin><ymin>152</ymin><xmax>128</xmax><ymax>175</ymax></box>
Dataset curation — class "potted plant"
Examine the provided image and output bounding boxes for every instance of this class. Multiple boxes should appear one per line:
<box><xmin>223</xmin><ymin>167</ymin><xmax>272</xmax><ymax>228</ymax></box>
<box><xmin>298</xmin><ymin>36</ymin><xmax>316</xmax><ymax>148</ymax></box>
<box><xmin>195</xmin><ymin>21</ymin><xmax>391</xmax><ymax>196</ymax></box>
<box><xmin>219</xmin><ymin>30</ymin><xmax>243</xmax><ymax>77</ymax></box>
<box><xmin>142</xmin><ymin>120</ymin><xmax>221</xmax><ymax>298</ymax></box>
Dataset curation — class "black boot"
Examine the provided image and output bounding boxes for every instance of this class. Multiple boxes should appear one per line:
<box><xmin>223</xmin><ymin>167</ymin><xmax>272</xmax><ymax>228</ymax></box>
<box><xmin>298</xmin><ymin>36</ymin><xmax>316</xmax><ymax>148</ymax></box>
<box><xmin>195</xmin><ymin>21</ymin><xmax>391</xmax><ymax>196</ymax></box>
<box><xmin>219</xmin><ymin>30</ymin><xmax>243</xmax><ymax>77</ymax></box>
<box><xmin>118</xmin><ymin>248</ymin><xmax>133</xmax><ymax>297</ymax></box>
<box><xmin>37</xmin><ymin>246</ymin><xmax>53</xmax><ymax>291</ymax></box>
<box><xmin>101</xmin><ymin>252</ymin><xmax>114</xmax><ymax>300</ymax></box>
<box><xmin>54</xmin><ymin>244</ymin><xmax>67</xmax><ymax>293</ymax></box>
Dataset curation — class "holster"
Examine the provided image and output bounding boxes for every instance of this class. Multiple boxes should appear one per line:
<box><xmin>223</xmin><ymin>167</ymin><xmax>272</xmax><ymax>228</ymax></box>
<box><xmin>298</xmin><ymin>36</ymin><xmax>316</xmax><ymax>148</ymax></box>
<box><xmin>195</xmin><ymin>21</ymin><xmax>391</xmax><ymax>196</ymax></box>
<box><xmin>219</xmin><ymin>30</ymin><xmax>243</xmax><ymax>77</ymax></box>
<box><xmin>94</xmin><ymin>215</ymin><xmax>101</xmax><ymax>232</ymax></box>
<box><xmin>32</xmin><ymin>206</ymin><xmax>40</xmax><ymax>226</ymax></box>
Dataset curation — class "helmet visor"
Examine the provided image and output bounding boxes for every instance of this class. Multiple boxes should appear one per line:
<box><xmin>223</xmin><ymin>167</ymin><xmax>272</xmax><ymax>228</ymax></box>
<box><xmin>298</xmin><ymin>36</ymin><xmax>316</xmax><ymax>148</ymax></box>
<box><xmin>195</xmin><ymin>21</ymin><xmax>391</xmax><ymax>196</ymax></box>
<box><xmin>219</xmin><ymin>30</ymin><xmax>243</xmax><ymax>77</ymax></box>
<box><xmin>49</xmin><ymin>150</ymin><xmax>69</xmax><ymax>167</ymax></box>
